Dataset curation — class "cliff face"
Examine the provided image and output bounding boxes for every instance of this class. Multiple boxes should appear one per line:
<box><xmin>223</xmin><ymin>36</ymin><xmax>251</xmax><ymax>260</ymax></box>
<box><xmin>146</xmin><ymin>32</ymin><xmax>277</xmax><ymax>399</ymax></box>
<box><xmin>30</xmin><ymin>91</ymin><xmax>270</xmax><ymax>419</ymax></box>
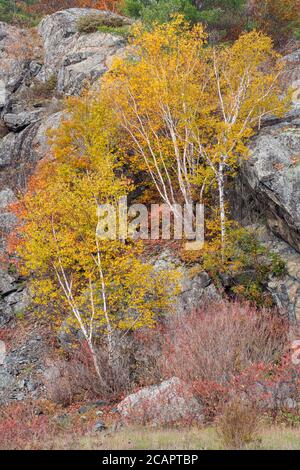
<box><xmin>238</xmin><ymin>47</ymin><xmax>300</xmax><ymax>322</ymax></box>
<box><xmin>0</xmin><ymin>9</ymin><xmax>129</xmax><ymax>403</ymax></box>
<box><xmin>0</xmin><ymin>8</ymin><xmax>300</xmax><ymax>403</ymax></box>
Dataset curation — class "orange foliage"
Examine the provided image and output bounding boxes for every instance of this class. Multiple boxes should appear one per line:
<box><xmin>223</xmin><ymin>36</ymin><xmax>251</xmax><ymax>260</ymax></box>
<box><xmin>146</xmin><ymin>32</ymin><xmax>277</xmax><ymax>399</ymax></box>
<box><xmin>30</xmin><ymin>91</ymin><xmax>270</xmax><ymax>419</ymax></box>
<box><xmin>248</xmin><ymin>0</ymin><xmax>300</xmax><ymax>42</ymax></box>
<box><xmin>24</xmin><ymin>0</ymin><xmax>121</xmax><ymax>15</ymax></box>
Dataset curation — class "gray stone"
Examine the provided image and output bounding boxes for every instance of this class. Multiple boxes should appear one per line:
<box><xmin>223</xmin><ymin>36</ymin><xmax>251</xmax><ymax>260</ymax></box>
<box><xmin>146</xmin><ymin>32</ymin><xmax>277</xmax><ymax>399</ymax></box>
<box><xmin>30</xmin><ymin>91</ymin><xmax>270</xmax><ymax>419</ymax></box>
<box><xmin>0</xmin><ymin>368</ymin><xmax>13</xmax><ymax>392</ymax></box>
<box><xmin>251</xmin><ymin>224</ymin><xmax>300</xmax><ymax>322</ymax></box>
<box><xmin>117</xmin><ymin>377</ymin><xmax>204</xmax><ymax>426</ymax></box>
<box><xmin>0</xmin><ymin>329</ymin><xmax>48</xmax><ymax>404</ymax></box>
<box><xmin>243</xmin><ymin>118</ymin><xmax>300</xmax><ymax>252</ymax></box>
<box><xmin>0</xmin><ymin>212</ymin><xmax>17</xmax><ymax>234</ymax></box>
<box><xmin>3</xmin><ymin>110</ymin><xmax>42</xmax><ymax>131</ymax></box>
<box><xmin>242</xmin><ymin>379</ymin><xmax>299</xmax><ymax>411</ymax></box>
<box><xmin>78</xmin><ymin>405</ymin><xmax>89</xmax><ymax>414</ymax></box>
<box><xmin>38</xmin><ymin>8</ymin><xmax>130</xmax><ymax>95</ymax></box>
<box><xmin>0</xmin><ymin>111</ymin><xmax>62</xmax><ymax>193</ymax></box>
<box><xmin>0</xmin><ymin>188</ymin><xmax>15</xmax><ymax>209</ymax></box>
<box><xmin>94</xmin><ymin>420</ymin><xmax>107</xmax><ymax>432</ymax></box>
<box><xmin>0</xmin><ymin>22</ymin><xmax>32</xmax><ymax>105</ymax></box>
<box><xmin>241</xmin><ymin>48</ymin><xmax>300</xmax><ymax>253</ymax></box>
<box><xmin>29</xmin><ymin>61</ymin><xmax>42</xmax><ymax>77</ymax></box>
<box><xmin>0</xmin><ymin>272</ymin><xmax>15</xmax><ymax>296</ymax></box>
<box><xmin>5</xmin><ymin>289</ymin><xmax>29</xmax><ymax>314</ymax></box>
<box><xmin>0</xmin><ymin>133</ymin><xmax>17</xmax><ymax>167</ymax></box>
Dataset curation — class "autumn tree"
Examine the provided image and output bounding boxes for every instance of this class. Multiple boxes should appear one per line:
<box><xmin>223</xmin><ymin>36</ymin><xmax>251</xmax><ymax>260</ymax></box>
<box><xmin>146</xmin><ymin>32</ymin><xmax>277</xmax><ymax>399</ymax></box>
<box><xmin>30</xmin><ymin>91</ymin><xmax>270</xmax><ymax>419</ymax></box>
<box><xmin>204</xmin><ymin>30</ymin><xmax>289</xmax><ymax>248</ymax></box>
<box><xmin>10</xmin><ymin>94</ymin><xmax>179</xmax><ymax>386</ymax></box>
<box><xmin>247</xmin><ymin>0</ymin><xmax>300</xmax><ymax>44</ymax></box>
<box><xmin>102</xmin><ymin>16</ymin><xmax>289</xmax><ymax>251</ymax></box>
<box><xmin>103</xmin><ymin>18</ymin><xmax>210</xmax><ymax>215</ymax></box>
<box><xmin>25</xmin><ymin>0</ymin><xmax>120</xmax><ymax>16</ymax></box>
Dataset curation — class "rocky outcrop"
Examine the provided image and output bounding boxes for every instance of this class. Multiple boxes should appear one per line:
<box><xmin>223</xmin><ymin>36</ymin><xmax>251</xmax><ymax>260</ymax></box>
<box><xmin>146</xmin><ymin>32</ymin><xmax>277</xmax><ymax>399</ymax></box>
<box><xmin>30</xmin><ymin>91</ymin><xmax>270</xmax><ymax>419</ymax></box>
<box><xmin>241</xmin><ymin>46</ymin><xmax>300</xmax><ymax>253</ymax></box>
<box><xmin>250</xmin><ymin>224</ymin><xmax>300</xmax><ymax>322</ymax></box>
<box><xmin>117</xmin><ymin>377</ymin><xmax>204</xmax><ymax>426</ymax></box>
<box><xmin>0</xmin><ymin>8</ymin><xmax>300</xmax><ymax>406</ymax></box>
<box><xmin>38</xmin><ymin>8</ymin><xmax>130</xmax><ymax>95</ymax></box>
<box><xmin>243</xmin><ymin>113</ymin><xmax>300</xmax><ymax>252</ymax></box>
<box><xmin>0</xmin><ymin>9</ymin><xmax>130</xmax><ymax>194</ymax></box>
<box><xmin>0</xmin><ymin>112</ymin><xmax>63</xmax><ymax>192</ymax></box>
<box><xmin>0</xmin><ymin>326</ymin><xmax>48</xmax><ymax>405</ymax></box>
<box><xmin>0</xmin><ymin>22</ymin><xmax>39</xmax><ymax>108</ymax></box>
<box><xmin>0</xmin><ymin>9</ymin><xmax>129</xmax><ymax>404</ymax></box>
<box><xmin>3</xmin><ymin>110</ymin><xmax>43</xmax><ymax>132</ymax></box>
<box><xmin>151</xmin><ymin>249</ymin><xmax>221</xmax><ymax>313</ymax></box>
<box><xmin>235</xmin><ymin>48</ymin><xmax>300</xmax><ymax>325</ymax></box>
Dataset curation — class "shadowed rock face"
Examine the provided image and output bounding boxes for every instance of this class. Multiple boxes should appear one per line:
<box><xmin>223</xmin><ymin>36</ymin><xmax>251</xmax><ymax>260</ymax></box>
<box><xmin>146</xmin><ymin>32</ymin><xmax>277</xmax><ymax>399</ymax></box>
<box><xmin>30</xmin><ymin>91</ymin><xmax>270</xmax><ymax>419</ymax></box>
<box><xmin>0</xmin><ymin>22</ymin><xmax>33</xmax><ymax>107</ymax></box>
<box><xmin>0</xmin><ymin>9</ymin><xmax>130</xmax><ymax>404</ymax></box>
<box><xmin>243</xmin><ymin>113</ymin><xmax>300</xmax><ymax>252</ymax></box>
<box><xmin>241</xmin><ymin>44</ymin><xmax>300</xmax><ymax>253</ymax></box>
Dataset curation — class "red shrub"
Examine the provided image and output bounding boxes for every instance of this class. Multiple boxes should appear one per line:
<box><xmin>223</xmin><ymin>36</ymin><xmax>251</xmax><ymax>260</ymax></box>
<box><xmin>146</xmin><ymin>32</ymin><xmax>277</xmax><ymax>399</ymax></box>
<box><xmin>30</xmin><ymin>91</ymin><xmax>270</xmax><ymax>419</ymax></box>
<box><xmin>191</xmin><ymin>380</ymin><xmax>230</xmax><ymax>422</ymax></box>
<box><xmin>45</xmin><ymin>338</ymin><xmax>132</xmax><ymax>406</ymax></box>
<box><xmin>0</xmin><ymin>402</ymin><xmax>52</xmax><ymax>450</ymax></box>
<box><xmin>160</xmin><ymin>301</ymin><xmax>288</xmax><ymax>385</ymax></box>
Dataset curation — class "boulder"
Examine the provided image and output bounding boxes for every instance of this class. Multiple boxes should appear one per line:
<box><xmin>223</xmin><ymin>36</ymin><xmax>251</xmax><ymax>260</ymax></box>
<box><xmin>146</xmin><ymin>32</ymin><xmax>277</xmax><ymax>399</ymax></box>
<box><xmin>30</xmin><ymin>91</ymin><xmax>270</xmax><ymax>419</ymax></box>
<box><xmin>93</xmin><ymin>421</ymin><xmax>107</xmax><ymax>432</ymax></box>
<box><xmin>38</xmin><ymin>8</ymin><xmax>130</xmax><ymax>95</ymax></box>
<box><xmin>117</xmin><ymin>377</ymin><xmax>204</xmax><ymax>426</ymax></box>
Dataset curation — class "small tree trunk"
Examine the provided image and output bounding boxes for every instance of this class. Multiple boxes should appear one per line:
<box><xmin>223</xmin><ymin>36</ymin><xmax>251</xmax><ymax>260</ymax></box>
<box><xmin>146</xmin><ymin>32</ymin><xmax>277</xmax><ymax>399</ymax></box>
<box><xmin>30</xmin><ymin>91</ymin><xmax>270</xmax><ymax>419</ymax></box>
<box><xmin>218</xmin><ymin>162</ymin><xmax>226</xmax><ymax>256</ymax></box>
<box><xmin>86</xmin><ymin>337</ymin><xmax>106</xmax><ymax>389</ymax></box>
<box><xmin>96</xmin><ymin>239</ymin><xmax>116</xmax><ymax>370</ymax></box>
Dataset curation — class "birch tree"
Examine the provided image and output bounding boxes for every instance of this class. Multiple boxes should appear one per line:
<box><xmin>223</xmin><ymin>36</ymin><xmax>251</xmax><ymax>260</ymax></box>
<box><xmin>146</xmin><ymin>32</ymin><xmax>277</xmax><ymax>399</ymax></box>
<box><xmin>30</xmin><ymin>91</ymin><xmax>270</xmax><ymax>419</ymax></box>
<box><xmin>10</xmin><ymin>95</ymin><xmax>179</xmax><ymax>386</ymax></box>
<box><xmin>202</xmin><ymin>30</ymin><xmax>289</xmax><ymax>249</ymax></box>
<box><xmin>103</xmin><ymin>17</ymin><xmax>290</xmax><ymax>250</ymax></box>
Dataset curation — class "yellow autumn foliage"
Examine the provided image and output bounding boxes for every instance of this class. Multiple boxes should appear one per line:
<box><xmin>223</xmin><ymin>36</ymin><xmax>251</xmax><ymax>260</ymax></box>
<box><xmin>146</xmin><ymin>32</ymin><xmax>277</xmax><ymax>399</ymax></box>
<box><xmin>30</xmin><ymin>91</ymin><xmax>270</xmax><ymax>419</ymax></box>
<box><xmin>15</xmin><ymin>94</ymin><xmax>180</xmax><ymax>337</ymax></box>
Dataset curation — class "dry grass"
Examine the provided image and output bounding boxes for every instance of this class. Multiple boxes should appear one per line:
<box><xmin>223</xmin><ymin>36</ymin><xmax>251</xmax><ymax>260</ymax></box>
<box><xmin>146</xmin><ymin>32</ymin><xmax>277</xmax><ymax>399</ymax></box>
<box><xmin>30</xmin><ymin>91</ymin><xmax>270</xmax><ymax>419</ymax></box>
<box><xmin>217</xmin><ymin>400</ymin><xmax>261</xmax><ymax>449</ymax></box>
<box><xmin>25</xmin><ymin>425</ymin><xmax>300</xmax><ymax>450</ymax></box>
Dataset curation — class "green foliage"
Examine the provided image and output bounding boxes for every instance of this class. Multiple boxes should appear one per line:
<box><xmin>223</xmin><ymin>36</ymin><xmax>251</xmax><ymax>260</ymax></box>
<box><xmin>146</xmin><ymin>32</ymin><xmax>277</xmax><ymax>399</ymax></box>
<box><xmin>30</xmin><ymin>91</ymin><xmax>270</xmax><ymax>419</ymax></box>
<box><xmin>121</xmin><ymin>0</ymin><xmax>246</xmax><ymax>34</ymax></box>
<box><xmin>202</xmin><ymin>0</ymin><xmax>245</xmax><ymax>9</ymax></box>
<box><xmin>122</xmin><ymin>0</ymin><xmax>298</xmax><ymax>43</ymax></box>
<box><xmin>294</xmin><ymin>28</ymin><xmax>300</xmax><ymax>40</ymax></box>
<box><xmin>0</xmin><ymin>0</ymin><xmax>38</xmax><ymax>25</ymax></box>
<box><xmin>279</xmin><ymin>409</ymin><xmax>300</xmax><ymax>427</ymax></box>
<box><xmin>197</xmin><ymin>8</ymin><xmax>222</xmax><ymax>26</ymax></box>
<box><xmin>201</xmin><ymin>226</ymin><xmax>286</xmax><ymax>306</ymax></box>
<box><xmin>97</xmin><ymin>25</ymin><xmax>131</xmax><ymax>37</ymax></box>
<box><xmin>45</xmin><ymin>74</ymin><xmax>57</xmax><ymax>92</ymax></box>
<box><xmin>196</xmin><ymin>0</ymin><xmax>246</xmax><ymax>39</ymax></box>
<box><xmin>76</xmin><ymin>13</ymin><xmax>129</xmax><ymax>34</ymax></box>
<box><xmin>121</xmin><ymin>0</ymin><xmax>202</xmax><ymax>26</ymax></box>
